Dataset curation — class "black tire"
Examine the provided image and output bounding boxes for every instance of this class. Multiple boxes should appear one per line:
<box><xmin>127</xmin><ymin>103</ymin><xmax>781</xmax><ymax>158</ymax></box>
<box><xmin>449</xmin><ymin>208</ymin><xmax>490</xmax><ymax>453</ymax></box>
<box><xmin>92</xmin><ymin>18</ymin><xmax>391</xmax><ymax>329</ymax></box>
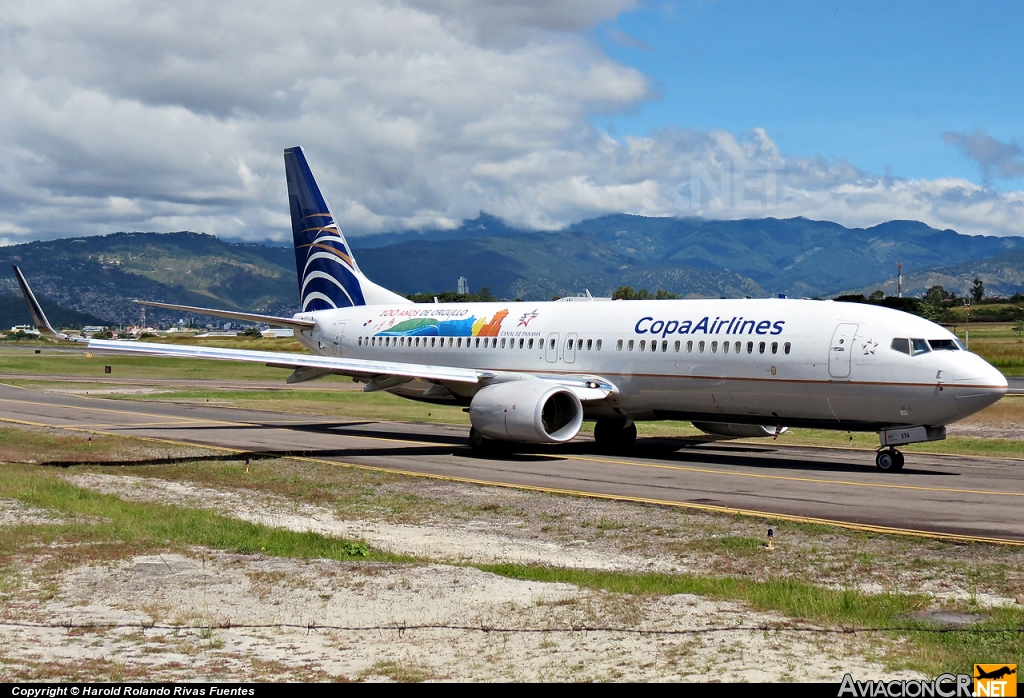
<box><xmin>620</xmin><ymin>422</ymin><xmax>638</xmax><ymax>448</ymax></box>
<box><xmin>594</xmin><ymin>419</ymin><xmax>637</xmax><ymax>452</ymax></box>
<box><xmin>469</xmin><ymin>427</ymin><xmax>492</xmax><ymax>454</ymax></box>
<box><xmin>892</xmin><ymin>450</ymin><xmax>905</xmax><ymax>471</ymax></box>
<box><xmin>876</xmin><ymin>450</ymin><xmax>896</xmax><ymax>472</ymax></box>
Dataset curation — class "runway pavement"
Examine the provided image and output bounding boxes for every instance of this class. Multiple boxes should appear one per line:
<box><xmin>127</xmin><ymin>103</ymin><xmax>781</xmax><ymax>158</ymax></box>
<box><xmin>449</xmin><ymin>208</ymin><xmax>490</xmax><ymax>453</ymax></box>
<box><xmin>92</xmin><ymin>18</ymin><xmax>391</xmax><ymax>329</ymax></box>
<box><xmin>0</xmin><ymin>383</ymin><xmax>1022</xmax><ymax>545</ymax></box>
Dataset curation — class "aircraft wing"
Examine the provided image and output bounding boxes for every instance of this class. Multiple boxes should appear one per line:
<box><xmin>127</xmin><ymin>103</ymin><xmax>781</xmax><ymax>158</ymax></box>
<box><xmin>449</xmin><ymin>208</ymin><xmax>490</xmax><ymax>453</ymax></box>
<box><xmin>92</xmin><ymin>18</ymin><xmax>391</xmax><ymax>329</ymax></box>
<box><xmin>88</xmin><ymin>338</ymin><xmax>483</xmax><ymax>384</ymax></box>
<box><xmin>87</xmin><ymin>339</ymin><xmax>617</xmax><ymax>400</ymax></box>
<box><xmin>132</xmin><ymin>300</ymin><xmax>315</xmax><ymax>332</ymax></box>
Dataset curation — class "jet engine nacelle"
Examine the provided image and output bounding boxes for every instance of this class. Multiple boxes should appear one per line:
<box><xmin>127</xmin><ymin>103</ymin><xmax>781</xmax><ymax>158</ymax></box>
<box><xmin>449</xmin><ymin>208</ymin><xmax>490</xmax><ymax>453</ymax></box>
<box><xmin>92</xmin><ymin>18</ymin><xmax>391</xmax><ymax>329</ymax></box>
<box><xmin>469</xmin><ymin>381</ymin><xmax>583</xmax><ymax>443</ymax></box>
<box><xmin>692</xmin><ymin>422</ymin><xmax>789</xmax><ymax>439</ymax></box>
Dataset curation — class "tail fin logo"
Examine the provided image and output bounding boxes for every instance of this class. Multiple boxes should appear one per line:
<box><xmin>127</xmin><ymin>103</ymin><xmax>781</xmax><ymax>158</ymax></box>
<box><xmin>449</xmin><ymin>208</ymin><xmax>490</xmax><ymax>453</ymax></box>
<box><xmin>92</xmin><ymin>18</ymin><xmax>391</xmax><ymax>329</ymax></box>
<box><xmin>285</xmin><ymin>147</ymin><xmax>366</xmax><ymax>311</ymax></box>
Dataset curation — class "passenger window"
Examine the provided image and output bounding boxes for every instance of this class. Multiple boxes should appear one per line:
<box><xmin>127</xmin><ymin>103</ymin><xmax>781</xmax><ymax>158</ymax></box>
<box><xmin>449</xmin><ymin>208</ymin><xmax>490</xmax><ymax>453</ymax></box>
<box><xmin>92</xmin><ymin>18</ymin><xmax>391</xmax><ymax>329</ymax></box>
<box><xmin>568</xmin><ymin>339</ymin><xmax>574</xmax><ymax>349</ymax></box>
<box><xmin>650</xmin><ymin>341</ymin><xmax>656</xmax><ymax>352</ymax></box>
<box><xmin>747</xmin><ymin>341</ymin><xmax>753</xmax><ymax>354</ymax></box>
<box><xmin>661</xmin><ymin>340</ymin><xmax>668</xmax><ymax>352</ymax></box>
<box><xmin>358</xmin><ymin>337</ymin><xmax>362</xmax><ymax>346</ymax></box>
<box><xmin>891</xmin><ymin>338</ymin><xmax>910</xmax><ymax>355</ymax></box>
<box><xmin>723</xmin><ymin>341</ymin><xmax>730</xmax><ymax>354</ymax></box>
<box><xmin>784</xmin><ymin>342</ymin><xmax>791</xmax><ymax>354</ymax></box>
<box><xmin>501</xmin><ymin>338</ymin><xmax>506</xmax><ymax>348</ymax></box>
<box><xmin>911</xmin><ymin>339</ymin><xmax>930</xmax><ymax>356</ymax></box>
<box><xmin>686</xmin><ymin>340</ymin><xmax>693</xmax><ymax>352</ymax></box>
<box><xmin>431</xmin><ymin>337</ymin><xmax>436</xmax><ymax>347</ymax></box>
<box><xmin>518</xmin><ymin>338</ymin><xmax>524</xmax><ymax>349</ymax></box>
<box><xmin>587</xmin><ymin>339</ymin><xmax>593</xmax><ymax>350</ymax></box>
<box><xmin>457</xmin><ymin>338</ymin><xmax>462</xmax><ymax>348</ymax></box>
<box><xmin>448</xmin><ymin>337</ymin><xmax>454</xmax><ymax>347</ymax></box>
<box><xmin>627</xmin><ymin>340</ymin><xmax>634</xmax><ymax>351</ymax></box>
<box><xmin>596</xmin><ymin>339</ymin><xmax>602</xmax><ymax>350</ymax></box>
<box><xmin>759</xmin><ymin>341</ymin><xmax>766</xmax><ymax>354</ymax></box>
<box><xmin>528</xmin><ymin>338</ymin><xmax>534</xmax><ymax>349</ymax></box>
<box><xmin>616</xmin><ymin>339</ymin><xmax>623</xmax><ymax>351</ymax></box>
<box><xmin>549</xmin><ymin>338</ymin><xmax>556</xmax><ymax>349</ymax></box>
<box><xmin>711</xmin><ymin>341</ymin><xmax>718</xmax><ymax>353</ymax></box>
<box><xmin>734</xmin><ymin>341</ymin><xmax>741</xmax><ymax>354</ymax></box>
<box><xmin>674</xmin><ymin>340</ymin><xmax>680</xmax><ymax>352</ymax></box>
<box><xmin>771</xmin><ymin>342</ymin><xmax>778</xmax><ymax>354</ymax></box>
<box><xmin>698</xmin><ymin>341</ymin><xmax>705</xmax><ymax>353</ymax></box>
<box><xmin>639</xmin><ymin>340</ymin><xmax>646</xmax><ymax>351</ymax></box>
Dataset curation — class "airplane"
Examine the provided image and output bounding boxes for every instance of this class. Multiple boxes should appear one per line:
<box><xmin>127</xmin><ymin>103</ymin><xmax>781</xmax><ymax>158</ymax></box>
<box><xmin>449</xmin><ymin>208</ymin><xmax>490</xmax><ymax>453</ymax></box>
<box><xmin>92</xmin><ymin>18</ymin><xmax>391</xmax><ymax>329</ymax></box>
<box><xmin>12</xmin><ymin>147</ymin><xmax>1008</xmax><ymax>471</ymax></box>
<box><xmin>975</xmin><ymin>666</ymin><xmax>1016</xmax><ymax>681</ymax></box>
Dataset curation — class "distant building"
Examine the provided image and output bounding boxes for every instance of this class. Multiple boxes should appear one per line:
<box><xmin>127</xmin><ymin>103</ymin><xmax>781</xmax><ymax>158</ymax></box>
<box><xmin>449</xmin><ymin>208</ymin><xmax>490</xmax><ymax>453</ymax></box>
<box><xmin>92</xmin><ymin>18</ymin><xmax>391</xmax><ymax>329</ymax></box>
<box><xmin>457</xmin><ymin>276</ymin><xmax>469</xmax><ymax>294</ymax></box>
<box><xmin>262</xmin><ymin>328</ymin><xmax>294</xmax><ymax>338</ymax></box>
<box><xmin>9</xmin><ymin>324</ymin><xmax>40</xmax><ymax>335</ymax></box>
<box><xmin>82</xmin><ymin>326</ymin><xmax>106</xmax><ymax>335</ymax></box>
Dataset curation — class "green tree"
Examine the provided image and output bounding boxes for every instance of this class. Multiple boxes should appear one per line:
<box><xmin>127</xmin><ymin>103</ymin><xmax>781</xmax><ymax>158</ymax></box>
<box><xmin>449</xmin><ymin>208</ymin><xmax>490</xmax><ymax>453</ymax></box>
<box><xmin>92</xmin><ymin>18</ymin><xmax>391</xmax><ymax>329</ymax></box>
<box><xmin>868</xmin><ymin>289</ymin><xmax>885</xmax><ymax>302</ymax></box>
<box><xmin>923</xmin><ymin>285</ymin><xmax>947</xmax><ymax>305</ymax></box>
<box><xmin>1014</xmin><ymin>319</ymin><xmax>1024</xmax><ymax>341</ymax></box>
<box><xmin>612</xmin><ymin>286</ymin><xmax>677</xmax><ymax>300</ymax></box>
<box><xmin>243</xmin><ymin>326</ymin><xmax>263</xmax><ymax>338</ymax></box>
<box><xmin>919</xmin><ymin>302</ymin><xmax>951</xmax><ymax>323</ymax></box>
<box><xmin>971</xmin><ymin>278</ymin><xmax>985</xmax><ymax>303</ymax></box>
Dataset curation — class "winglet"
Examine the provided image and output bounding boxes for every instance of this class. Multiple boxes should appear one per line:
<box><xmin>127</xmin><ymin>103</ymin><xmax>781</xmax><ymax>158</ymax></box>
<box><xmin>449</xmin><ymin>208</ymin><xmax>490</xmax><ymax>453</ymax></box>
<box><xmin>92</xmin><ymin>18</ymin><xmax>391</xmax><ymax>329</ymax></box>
<box><xmin>11</xmin><ymin>266</ymin><xmax>68</xmax><ymax>341</ymax></box>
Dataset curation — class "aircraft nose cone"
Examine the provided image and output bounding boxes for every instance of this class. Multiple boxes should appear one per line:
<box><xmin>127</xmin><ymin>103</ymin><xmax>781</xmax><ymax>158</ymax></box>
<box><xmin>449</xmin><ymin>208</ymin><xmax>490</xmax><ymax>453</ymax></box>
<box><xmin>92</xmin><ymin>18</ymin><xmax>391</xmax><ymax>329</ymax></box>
<box><xmin>952</xmin><ymin>352</ymin><xmax>1007</xmax><ymax>416</ymax></box>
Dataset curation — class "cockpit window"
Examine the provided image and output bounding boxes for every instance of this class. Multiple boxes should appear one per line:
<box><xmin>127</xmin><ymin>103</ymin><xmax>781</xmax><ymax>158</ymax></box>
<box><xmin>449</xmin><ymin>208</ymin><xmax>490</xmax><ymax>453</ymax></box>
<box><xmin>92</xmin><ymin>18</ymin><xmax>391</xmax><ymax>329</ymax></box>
<box><xmin>890</xmin><ymin>338</ymin><xmax>910</xmax><ymax>355</ymax></box>
<box><xmin>911</xmin><ymin>338</ymin><xmax>930</xmax><ymax>356</ymax></box>
<box><xmin>927</xmin><ymin>339</ymin><xmax>959</xmax><ymax>351</ymax></box>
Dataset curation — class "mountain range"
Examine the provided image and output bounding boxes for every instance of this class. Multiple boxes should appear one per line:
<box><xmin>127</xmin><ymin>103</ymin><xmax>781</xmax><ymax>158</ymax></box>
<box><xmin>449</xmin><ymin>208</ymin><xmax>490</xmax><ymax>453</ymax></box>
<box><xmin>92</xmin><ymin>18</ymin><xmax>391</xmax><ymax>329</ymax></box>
<box><xmin>1</xmin><ymin>215</ymin><xmax>1022</xmax><ymax>327</ymax></box>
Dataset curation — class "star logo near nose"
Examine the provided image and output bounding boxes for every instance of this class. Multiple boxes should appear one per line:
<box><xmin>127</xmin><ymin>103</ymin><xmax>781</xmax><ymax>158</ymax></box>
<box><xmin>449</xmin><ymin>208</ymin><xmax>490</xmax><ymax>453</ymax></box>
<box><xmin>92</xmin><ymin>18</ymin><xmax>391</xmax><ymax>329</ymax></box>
<box><xmin>862</xmin><ymin>339</ymin><xmax>878</xmax><ymax>355</ymax></box>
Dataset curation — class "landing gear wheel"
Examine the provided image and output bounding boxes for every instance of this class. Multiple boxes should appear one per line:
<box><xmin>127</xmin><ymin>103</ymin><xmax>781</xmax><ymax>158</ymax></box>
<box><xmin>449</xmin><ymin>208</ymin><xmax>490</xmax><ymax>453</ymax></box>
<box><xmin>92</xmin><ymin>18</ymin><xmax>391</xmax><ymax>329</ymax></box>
<box><xmin>875</xmin><ymin>448</ymin><xmax>903</xmax><ymax>472</ymax></box>
<box><xmin>469</xmin><ymin>427</ymin><xmax>493</xmax><ymax>455</ymax></box>
<box><xmin>593</xmin><ymin>419</ymin><xmax>638</xmax><ymax>452</ymax></box>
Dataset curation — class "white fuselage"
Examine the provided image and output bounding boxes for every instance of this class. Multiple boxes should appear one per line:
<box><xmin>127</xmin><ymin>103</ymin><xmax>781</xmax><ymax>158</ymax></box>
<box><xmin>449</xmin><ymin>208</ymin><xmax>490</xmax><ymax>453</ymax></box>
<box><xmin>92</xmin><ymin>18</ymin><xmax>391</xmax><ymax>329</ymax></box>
<box><xmin>293</xmin><ymin>298</ymin><xmax>1007</xmax><ymax>430</ymax></box>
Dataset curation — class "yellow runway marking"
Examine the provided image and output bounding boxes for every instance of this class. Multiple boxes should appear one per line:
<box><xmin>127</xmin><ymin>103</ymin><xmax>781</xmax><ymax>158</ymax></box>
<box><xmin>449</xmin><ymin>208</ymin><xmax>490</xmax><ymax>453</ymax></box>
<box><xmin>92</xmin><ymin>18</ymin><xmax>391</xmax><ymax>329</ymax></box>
<box><xmin>1</xmin><ymin>413</ymin><xmax>1021</xmax><ymax>548</ymax></box>
<box><xmin>563</xmin><ymin>454</ymin><xmax>1024</xmax><ymax>498</ymax></box>
<box><xmin>2</xmin><ymin>394</ymin><xmax>1022</xmax><ymax>499</ymax></box>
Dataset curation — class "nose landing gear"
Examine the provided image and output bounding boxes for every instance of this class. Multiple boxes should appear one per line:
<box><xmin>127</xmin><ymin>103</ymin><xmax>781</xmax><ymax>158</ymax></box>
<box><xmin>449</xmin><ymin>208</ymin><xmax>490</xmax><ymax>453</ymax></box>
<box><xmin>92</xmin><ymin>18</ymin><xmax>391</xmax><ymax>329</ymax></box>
<box><xmin>875</xmin><ymin>448</ymin><xmax>905</xmax><ymax>472</ymax></box>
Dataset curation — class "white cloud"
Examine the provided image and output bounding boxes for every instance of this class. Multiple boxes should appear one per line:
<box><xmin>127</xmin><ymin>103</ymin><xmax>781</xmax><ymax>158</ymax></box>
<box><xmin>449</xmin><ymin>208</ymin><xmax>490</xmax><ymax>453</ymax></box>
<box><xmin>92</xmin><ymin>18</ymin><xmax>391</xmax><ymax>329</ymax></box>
<box><xmin>0</xmin><ymin>0</ymin><xmax>1023</xmax><ymax>243</ymax></box>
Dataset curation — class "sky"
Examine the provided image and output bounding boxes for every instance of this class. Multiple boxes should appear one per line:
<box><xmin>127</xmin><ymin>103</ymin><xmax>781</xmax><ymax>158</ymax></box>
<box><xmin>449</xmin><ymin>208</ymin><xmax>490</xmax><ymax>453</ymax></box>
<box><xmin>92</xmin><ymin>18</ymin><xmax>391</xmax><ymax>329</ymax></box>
<box><xmin>1</xmin><ymin>0</ymin><xmax>1023</xmax><ymax>244</ymax></box>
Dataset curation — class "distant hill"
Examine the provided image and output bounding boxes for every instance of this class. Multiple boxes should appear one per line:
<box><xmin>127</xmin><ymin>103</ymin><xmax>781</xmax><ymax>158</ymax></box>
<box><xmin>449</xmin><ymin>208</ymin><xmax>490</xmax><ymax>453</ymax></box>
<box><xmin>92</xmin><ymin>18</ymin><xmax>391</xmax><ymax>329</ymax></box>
<box><xmin>354</xmin><ymin>230</ymin><xmax>765</xmax><ymax>300</ymax></box>
<box><xmin>0</xmin><ymin>232</ymin><xmax>298</xmax><ymax>325</ymax></box>
<box><xmin>848</xmin><ymin>248</ymin><xmax>1024</xmax><ymax>298</ymax></box>
<box><xmin>0</xmin><ymin>293</ymin><xmax>110</xmax><ymax>330</ymax></box>
<box><xmin>559</xmin><ymin>215</ymin><xmax>1024</xmax><ymax>298</ymax></box>
<box><xmin>2</xmin><ymin>215</ymin><xmax>1023</xmax><ymax>324</ymax></box>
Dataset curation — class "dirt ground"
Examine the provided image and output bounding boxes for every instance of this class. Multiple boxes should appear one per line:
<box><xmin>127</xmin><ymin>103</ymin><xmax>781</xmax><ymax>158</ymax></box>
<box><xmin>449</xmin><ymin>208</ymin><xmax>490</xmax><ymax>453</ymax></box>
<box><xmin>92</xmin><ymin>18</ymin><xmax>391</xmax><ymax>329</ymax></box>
<box><xmin>0</xmin><ymin>471</ymin><xmax>945</xmax><ymax>682</ymax></box>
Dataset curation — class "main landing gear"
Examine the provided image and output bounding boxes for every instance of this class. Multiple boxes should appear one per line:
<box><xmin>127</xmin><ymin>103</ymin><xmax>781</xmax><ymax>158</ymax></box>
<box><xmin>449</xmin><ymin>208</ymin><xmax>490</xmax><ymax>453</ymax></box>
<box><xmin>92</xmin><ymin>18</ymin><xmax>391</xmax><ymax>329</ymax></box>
<box><xmin>593</xmin><ymin>419</ymin><xmax>637</xmax><ymax>452</ymax></box>
<box><xmin>875</xmin><ymin>448</ymin><xmax>904</xmax><ymax>472</ymax></box>
<box><xmin>469</xmin><ymin>426</ymin><xmax>495</xmax><ymax>454</ymax></box>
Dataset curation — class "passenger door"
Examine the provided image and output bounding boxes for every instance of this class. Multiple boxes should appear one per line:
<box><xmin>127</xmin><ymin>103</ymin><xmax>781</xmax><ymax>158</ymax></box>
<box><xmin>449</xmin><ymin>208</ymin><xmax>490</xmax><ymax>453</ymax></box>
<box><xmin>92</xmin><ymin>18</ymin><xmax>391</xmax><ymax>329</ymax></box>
<box><xmin>332</xmin><ymin>322</ymin><xmax>346</xmax><ymax>356</ymax></box>
<box><xmin>828</xmin><ymin>323</ymin><xmax>858</xmax><ymax>379</ymax></box>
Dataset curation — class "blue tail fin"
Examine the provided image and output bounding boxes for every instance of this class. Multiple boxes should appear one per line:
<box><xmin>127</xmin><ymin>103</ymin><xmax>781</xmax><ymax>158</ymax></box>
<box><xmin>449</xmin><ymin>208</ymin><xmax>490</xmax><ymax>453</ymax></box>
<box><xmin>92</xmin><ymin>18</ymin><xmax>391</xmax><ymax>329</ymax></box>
<box><xmin>284</xmin><ymin>147</ymin><xmax>411</xmax><ymax>310</ymax></box>
<box><xmin>284</xmin><ymin>147</ymin><xmax>369</xmax><ymax>311</ymax></box>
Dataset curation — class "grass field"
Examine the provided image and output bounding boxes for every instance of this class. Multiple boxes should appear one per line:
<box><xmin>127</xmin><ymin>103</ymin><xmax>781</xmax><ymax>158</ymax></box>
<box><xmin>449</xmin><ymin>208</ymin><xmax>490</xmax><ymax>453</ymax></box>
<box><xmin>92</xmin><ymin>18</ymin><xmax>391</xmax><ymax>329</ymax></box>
<box><xmin>0</xmin><ymin>423</ymin><xmax>1022</xmax><ymax>677</ymax></box>
<box><xmin>945</xmin><ymin>323</ymin><xmax>1024</xmax><ymax>375</ymax></box>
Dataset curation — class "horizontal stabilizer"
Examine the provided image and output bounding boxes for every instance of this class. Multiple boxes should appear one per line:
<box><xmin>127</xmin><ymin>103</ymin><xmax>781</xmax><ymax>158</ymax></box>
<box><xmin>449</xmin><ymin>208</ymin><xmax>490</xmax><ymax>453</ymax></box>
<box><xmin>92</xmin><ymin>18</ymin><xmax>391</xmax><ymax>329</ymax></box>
<box><xmin>132</xmin><ymin>300</ymin><xmax>315</xmax><ymax>332</ymax></box>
